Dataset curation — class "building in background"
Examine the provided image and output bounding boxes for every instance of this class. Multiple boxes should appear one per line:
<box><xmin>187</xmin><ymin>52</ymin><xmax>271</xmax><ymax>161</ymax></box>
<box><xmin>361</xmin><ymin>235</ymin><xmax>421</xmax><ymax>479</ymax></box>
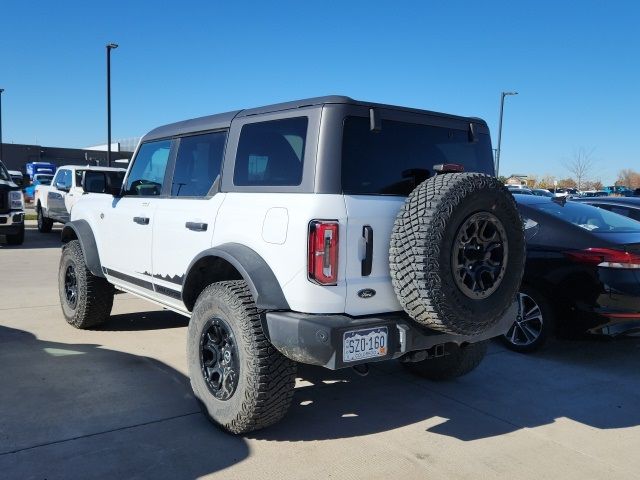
<box><xmin>0</xmin><ymin>138</ymin><xmax>137</xmax><ymax>173</ymax></box>
<box><xmin>84</xmin><ymin>137</ymin><xmax>140</xmax><ymax>154</ymax></box>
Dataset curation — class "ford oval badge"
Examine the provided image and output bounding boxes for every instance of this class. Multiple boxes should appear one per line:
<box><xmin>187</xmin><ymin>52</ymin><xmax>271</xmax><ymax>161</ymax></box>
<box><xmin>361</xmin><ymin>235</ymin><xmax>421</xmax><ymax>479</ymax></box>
<box><xmin>357</xmin><ymin>288</ymin><xmax>376</xmax><ymax>299</ymax></box>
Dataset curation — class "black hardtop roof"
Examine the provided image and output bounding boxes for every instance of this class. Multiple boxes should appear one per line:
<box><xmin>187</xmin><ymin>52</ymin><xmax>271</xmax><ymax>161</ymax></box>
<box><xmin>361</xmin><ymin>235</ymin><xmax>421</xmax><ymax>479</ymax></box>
<box><xmin>142</xmin><ymin>95</ymin><xmax>488</xmax><ymax>142</ymax></box>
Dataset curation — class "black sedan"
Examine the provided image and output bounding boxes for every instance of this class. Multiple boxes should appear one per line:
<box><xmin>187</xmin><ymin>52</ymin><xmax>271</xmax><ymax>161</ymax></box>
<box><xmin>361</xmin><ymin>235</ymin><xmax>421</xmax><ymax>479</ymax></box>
<box><xmin>502</xmin><ymin>194</ymin><xmax>640</xmax><ymax>352</ymax></box>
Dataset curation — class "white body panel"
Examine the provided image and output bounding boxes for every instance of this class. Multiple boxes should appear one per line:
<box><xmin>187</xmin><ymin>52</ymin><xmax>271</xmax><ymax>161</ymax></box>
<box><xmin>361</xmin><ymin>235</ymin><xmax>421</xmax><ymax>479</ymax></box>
<box><xmin>151</xmin><ymin>196</ymin><xmax>224</xmax><ymax>310</ymax></box>
<box><xmin>71</xmin><ymin>195</ymin><xmax>162</xmax><ymax>304</ymax></box>
<box><xmin>213</xmin><ymin>193</ymin><xmax>348</xmax><ymax>314</ymax></box>
<box><xmin>343</xmin><ymin>195</ymin><xmax>405</xmax><ymax>315</ymax></box>
<box><xmin>98</xmin><ymin>197</ymin><xmax>156</xmax><ymax>290</ymax></box>
<box><xmin>73</xmin><ymin>189</ymin><xmax>405</xmax><ymax>316</ymax></box>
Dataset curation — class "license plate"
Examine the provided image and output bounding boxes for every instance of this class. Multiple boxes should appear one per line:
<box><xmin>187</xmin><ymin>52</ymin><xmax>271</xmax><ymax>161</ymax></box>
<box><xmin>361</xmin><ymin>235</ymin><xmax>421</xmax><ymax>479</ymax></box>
<box><xmin>343</xmin><ymin>327</ymin><xmax>388</xmax><ymax>362</ymax></box>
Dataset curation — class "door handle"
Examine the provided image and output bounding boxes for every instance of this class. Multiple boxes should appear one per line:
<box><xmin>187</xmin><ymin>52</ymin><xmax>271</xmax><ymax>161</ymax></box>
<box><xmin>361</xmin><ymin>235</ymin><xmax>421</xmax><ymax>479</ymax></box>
<box><xmin>185</xmin><ymin>221</ymin><xmax>208</xmax><ymax>232</ymax></box>
<box><xmin>133</xmin><ymin>216</ymin><xmax>150</xmax><ymax>225</ymax></box>
<box><xmin>361</xmin><ymin>225</ymin><xmax>373</xmax><ymax>276</ymax></box>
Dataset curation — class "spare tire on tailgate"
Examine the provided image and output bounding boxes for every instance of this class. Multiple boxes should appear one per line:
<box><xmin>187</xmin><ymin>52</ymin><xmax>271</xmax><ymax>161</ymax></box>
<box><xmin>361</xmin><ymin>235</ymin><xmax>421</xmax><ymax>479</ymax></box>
<box><xmin>389</xmin><ymin>173</ymin><xmax>525</xmax><ymax>335</ymax></box>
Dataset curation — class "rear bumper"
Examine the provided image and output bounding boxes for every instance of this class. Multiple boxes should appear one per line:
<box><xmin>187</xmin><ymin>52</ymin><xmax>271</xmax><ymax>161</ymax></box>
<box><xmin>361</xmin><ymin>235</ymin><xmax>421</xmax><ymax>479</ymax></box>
<box><xmin>264</xmin><ymin>304</ymin><xmax>517</xmax><ymax>369</ymax></box>
<box><xmin>577</xmin><ymin>288</ymin><xmax>640</xmax><ymax>335</ymax></box>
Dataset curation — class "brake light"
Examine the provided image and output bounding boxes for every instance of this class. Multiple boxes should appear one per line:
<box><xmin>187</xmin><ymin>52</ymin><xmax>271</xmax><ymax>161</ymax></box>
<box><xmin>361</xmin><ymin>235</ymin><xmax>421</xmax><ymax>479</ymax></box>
<box><xmin>564</xmin><ymin>248</ymin><xmax>640</xmax><ymax>269</ymax></box>
<box><xmin>308</xmin><ymin>220</ymin><xmax>339</xmax><ymax>285</ymax></box>
<box><xmin>433</xmin><ymin>163</ymin><xmax>465</xmax><ymax>174</ymax></box>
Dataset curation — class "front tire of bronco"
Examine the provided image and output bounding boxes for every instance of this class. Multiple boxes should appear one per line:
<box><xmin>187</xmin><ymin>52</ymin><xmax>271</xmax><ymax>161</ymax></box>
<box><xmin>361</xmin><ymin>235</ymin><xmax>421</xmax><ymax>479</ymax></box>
<box><xmin>390</xmin><ymin>173</ymin><xmax>525</xmax><ymax>335</ymax></box>
<box><xmin>187</xmin><ymin>280</ymin><xmax>297</xmax><ymax>434</ymax></box>
<box><xmin>37</xmin><ymin>205</ymin><xmax>53</xmax><ymax>233</ymax></box>
<box><xmin>58</xmin><ymin>240</ymin><xmax>114</xmax><ymax>328</ymax></box>
<box><xmin>402</xmin><ymin>341</ymin><xmax>488</xmax><ymax>380</ymax></box>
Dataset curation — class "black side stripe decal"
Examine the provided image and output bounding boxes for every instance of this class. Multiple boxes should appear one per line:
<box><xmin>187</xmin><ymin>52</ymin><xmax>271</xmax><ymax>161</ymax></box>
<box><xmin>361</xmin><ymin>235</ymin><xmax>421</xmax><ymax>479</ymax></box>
<box><xmin>103</xmin><ymin>267</ymin><xmax>154</xmax><ymax>290</ymax></box>
<box><xmin>103</xmin><ymin>267</ymin><xmax>182</xmax><ymax>300</ymax></box>
<box><xmin>154</xmin><ymin>284</ymin><xmax>182</xmax><ymax>300</ymax></box>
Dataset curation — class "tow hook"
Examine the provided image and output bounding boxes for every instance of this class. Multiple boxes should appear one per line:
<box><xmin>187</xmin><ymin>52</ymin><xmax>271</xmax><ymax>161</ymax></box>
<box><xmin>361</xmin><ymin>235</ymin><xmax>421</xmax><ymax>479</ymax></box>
<box><xmin>352</xmin><ymin>363</ymin><xmax>369</xmax><ymax>376</ymax></box>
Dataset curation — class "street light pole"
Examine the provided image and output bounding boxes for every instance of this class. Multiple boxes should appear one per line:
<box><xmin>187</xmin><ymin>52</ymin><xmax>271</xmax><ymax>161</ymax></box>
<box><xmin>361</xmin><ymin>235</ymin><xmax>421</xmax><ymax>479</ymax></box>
<box><xmin>0</xmin><ymin>88</ymin><xmax>4</xmax><ymax>163</ymax></box>
<box><xmin>106</xmin><ymin>43</ymin><xmax>118</xmax><ymax>167</ymax></box>
<box><xmin>495</xmin><ymin>91</ymin><xmax>518</xmax><ymax>178</ymax></box>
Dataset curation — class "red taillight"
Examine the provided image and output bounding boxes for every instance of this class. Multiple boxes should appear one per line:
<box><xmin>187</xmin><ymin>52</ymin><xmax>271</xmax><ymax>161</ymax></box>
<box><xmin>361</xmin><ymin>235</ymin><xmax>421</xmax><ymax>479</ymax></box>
<box><xmin>308</xmin><ymin>220</ymin><xmax>339</xmax><ymax>285</ymax></box>
<box><xmin>564</xmin><ymin>248</ymin><xmax>640</xmax><ymax>269</ymax></box>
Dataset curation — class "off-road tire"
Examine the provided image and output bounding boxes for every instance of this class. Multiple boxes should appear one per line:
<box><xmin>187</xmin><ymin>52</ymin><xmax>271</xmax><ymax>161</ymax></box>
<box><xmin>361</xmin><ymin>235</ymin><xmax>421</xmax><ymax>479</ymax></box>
<box><xmin>390</xmin><ymin>173</ymin><xmax>525</xmax><ymax>335</ymax></box>
<box><xmin>6</xmin><ymin>224</ymin><xmax>25</xmax><ymax>245</ymax></box>
<box><xmin>58</xmin><ymin>240</ymin><xmax>114</xmax><ymax>328</ymax></box>
<box><xmin>188</xmin><ymin>280</ymin><xmax>297</xmax><ymax>434</ymax></box>
<box><xmin>37</xmin><ymin>205</ymin><xmax>53</xmax><ymax>233</ymax></box>
<box><xmin>402</xmin><ymin>341</ymin><xmax>488</xmax><ymax>380</ymax></box>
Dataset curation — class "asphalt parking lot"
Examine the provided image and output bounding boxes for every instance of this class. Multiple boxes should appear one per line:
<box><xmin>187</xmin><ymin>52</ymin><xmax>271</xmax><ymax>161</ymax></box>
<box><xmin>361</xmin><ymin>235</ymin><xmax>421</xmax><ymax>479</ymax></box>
<box><xmin>1</xmin><ymin>224</ymin><xmax>640</xmax><ymax>480</ymax></box>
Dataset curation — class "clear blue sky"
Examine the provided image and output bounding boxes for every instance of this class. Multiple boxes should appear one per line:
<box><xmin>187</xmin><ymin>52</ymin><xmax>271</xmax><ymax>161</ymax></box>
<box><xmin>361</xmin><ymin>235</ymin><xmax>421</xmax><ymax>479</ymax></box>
<box><xmin>1</xmin><ymin>0</ymin><xmax>638</xmax><ymax>184</ymax></box>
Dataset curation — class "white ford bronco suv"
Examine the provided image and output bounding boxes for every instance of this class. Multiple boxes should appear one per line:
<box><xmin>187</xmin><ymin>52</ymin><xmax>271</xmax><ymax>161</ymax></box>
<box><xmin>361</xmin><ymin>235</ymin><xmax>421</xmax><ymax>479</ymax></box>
<box><xmin>58</xmin><ymin>96</ymin><xmax>525</xmax><ymax>434</ymax></box>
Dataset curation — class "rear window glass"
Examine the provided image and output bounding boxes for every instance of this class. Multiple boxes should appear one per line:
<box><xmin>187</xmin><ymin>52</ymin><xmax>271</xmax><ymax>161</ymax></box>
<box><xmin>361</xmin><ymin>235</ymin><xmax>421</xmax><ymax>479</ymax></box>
<box><xmin>533</xmin><ymin>201</ymin><xmax>640</xmax><ymax>233</ymax></box>
<box><xmin>342</xmin><ymin>117</ymin><xmax>494</xmax><ymax>195</ymax></box>
<box><xmin>234</xmin><ymin>117</ymin><xmax>307</xmax><ymax>186</ymax></box>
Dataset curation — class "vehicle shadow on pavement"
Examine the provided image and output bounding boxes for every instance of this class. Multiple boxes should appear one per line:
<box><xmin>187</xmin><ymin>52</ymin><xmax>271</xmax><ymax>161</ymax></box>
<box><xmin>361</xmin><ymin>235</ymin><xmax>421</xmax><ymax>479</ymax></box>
<box><xmin>252</xmin><ymin>338</ymin><xmax>640</xmax><ymax>442</ymax></box>
<box><xmin>99</xmin><ymin>309</ymin><xmax>190</xmax><ymax>331</ymax></box>
<box><xmin>0</xmin><ymin>225</ymin><xmax>61</xmax><ymax>250</ymax></box>
<box><xmin>0</xmin><ymin>325</ymin><xmax>248</xmax><ymax>479</ymax></box>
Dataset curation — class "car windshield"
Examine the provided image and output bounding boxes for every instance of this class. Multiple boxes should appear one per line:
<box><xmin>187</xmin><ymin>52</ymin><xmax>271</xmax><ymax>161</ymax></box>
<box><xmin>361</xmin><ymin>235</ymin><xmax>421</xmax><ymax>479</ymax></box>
<box><xmin>533</xmin><ymin>200</ymin><xmax>640</xmax><ymax>233</ymax></box>
<box><xmin>342</xmin><ymin>117</ymin><xmax>494</xmax><ymax>195</ymax></box>
<box><xmin>0</xmin><ymin>163</ymin><xmax>10</xmax><ymax>181</ymax></box>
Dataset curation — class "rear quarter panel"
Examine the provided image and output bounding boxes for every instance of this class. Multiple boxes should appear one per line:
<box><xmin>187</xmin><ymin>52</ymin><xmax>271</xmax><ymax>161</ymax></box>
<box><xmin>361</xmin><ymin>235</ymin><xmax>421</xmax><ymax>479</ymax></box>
<box><xmin>213</xmin><ymin>192</ymin><xmax>348</xmax><ymax>314</ymax></box>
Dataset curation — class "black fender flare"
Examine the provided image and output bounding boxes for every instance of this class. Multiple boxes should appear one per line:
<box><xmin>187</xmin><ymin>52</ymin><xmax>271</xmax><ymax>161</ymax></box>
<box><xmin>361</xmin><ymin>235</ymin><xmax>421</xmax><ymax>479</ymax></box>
<box><xmin>183</xmin><ymin>243</ymin><xmax>289</xmax><ymax>311</ymax></box>
<box><xmin>61</xmin><ymin>220</ymin><xmax>104</xmax><ymax>278</ymax></box>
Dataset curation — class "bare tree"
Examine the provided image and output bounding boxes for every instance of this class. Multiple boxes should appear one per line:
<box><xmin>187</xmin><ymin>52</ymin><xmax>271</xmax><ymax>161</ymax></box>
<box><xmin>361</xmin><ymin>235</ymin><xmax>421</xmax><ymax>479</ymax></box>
<box><xmin>616</xmin><ymin>169</ymin><xmax>640</xmax><ymax>188</ymax></box>
<box><xmin>563</xmin><ymin>147</ymin><xmax>596</xmax><ymax>190</ymax></box>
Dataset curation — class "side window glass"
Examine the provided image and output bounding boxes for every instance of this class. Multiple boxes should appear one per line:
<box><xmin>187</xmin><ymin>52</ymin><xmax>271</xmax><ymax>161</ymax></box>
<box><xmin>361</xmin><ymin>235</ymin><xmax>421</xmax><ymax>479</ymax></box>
<box><xmin>75</xmin><ymin>170</ymin><xmax>84</xmax><ymax>187</ymax></box>
<box><xmin>53</xmin><ymin>170</ymin><xmax>67</xmax><ymax>186</ymax></box>
<box><xmin>234</xmin><ymin>117</ymin><xmax>307</xmax><ymax>186</ymax></box>
<box><xmin>52</xmin><ymin>170</ymin><xmax>63</xmax><ymax>186</ymax></box>
<box><xmin>171</xmin><ymin>132</ymin><xmax>227</xmax><ymax>197</ymax></box>
<box><xmin>63</xmin><ymin>170</ymin><xmax>73</xmax><ymax>189</ymax></box>
<box><xmin>611</xmin><ymin>206</ymin><xmax>630</xmax><ymax>217</ymax></box>
<box><xmin>56</xmin><ymin>170</ymin><xmax>71</xmax><ymax>189</ymax></box>
<box><xmin>124</xmin><ymin>140</ymin><xmax>171</xmax><ymax>196</ymax></box>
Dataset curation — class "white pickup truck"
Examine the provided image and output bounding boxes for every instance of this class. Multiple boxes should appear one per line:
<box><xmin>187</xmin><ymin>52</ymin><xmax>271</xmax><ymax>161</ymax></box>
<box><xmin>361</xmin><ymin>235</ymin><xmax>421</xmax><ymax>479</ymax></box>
<box><xmin>35</xmin><ymin>165</ymin><xmax>125</xmax><ymax>232</ymax></box>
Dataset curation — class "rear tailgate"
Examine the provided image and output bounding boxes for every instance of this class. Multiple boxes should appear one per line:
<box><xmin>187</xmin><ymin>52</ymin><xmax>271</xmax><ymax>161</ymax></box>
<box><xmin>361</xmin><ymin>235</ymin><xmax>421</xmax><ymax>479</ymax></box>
<box><xmin>343</xmin><ymin>195</ymin><xmax>405</xmax><ymax>316</ymax></box>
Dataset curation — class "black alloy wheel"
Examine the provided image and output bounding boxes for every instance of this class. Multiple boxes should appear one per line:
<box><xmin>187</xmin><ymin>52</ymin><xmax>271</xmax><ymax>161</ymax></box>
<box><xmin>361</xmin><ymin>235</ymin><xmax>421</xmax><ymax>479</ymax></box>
<box><xmin>64</xmin><ymin>264</ymin><xmax>78</xmax><ymax>309</ymax></box>
<box><xmin>200</xmin><ymin>317</ymin><xmax>239</xmax><ymax>401</ymax></box>
<box><xmin>452</xmin><ymin>212</ymin><xmax>509</xmax><ymax>299</ymax></box>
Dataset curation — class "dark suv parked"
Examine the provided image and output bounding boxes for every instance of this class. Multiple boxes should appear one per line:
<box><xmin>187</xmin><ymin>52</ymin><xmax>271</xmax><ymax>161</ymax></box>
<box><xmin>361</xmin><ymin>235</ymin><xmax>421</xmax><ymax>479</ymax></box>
<box><xmin>0</xmin><ymin>160</ymin><xmax>25</xmax><ymax>245</ymax></box>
